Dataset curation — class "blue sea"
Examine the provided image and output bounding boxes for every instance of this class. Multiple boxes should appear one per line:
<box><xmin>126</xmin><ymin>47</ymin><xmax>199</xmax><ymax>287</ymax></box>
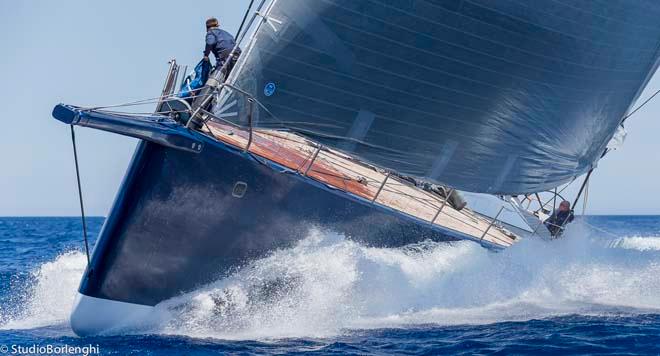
<box><xmin>1</xmin><ymin>216</ymin><xmax>659</xmax><ymax>355</ymax></box>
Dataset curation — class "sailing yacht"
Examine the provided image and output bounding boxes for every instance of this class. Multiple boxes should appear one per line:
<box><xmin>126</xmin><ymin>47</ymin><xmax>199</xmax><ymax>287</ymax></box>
<box><xmin>52</xmin><ymin>0</ymin><xmax>660</xmax><ymax>335</ymax></box>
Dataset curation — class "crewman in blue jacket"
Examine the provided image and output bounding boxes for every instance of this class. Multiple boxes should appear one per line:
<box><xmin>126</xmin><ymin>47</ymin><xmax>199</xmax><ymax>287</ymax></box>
<box><xmin>545</xmin><ymin>200</ymin><xmax>575</xmax><ymax>237</ymax></box>
<box><xmin>204</xmin><ymin>17</ymin><xmax>241</xmax><ymax>75</ymax></box>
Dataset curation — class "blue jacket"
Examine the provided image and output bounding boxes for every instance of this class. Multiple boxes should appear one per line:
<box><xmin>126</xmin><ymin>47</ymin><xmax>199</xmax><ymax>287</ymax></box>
<box><xmin>204</xmin><ymin>27</ymin><xmax>239</xmax><ymax>61</ymax></box>
<box><xmin>545</xmin><ymin>209</ymin><xmax>574</xmax><ymax>236</ymax></box>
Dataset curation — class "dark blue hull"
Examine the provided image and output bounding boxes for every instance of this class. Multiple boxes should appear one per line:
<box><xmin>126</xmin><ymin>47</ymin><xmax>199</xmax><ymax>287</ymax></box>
<box><xmin>81</xmin><ymin>133</ymin><xmax>492</xmax><ymax>307</ymax></box>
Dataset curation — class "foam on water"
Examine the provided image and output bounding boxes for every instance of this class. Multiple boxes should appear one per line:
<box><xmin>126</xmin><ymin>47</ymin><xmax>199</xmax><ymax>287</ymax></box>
<box><xmin>0</xmin><ymin>251</ymin><xmax>86</xmax><ymax>330</ymax></box>
<box><xmin>611</xmin><ymin>236</ymin><xmax>660</xmax><ymax>251</ymax></box>
<box><xmin>3</xmin><ymin>222</ymin><xmax>660</xmax><ymax>340</ymax></box>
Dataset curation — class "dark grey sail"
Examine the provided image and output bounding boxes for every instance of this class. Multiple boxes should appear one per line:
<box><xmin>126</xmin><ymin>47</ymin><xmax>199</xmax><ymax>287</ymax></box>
<box><xmin>215</xmin><ymin>0</ymin><xmax>660</xmax><ymax>194</ymax></box>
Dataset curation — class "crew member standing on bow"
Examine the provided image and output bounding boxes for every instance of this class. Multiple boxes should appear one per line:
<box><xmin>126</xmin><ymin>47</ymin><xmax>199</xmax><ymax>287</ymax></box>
<box><xmin>204</xmin><ymin>17</ymin><xmax>241</xmax><ymax>77</ymax></box>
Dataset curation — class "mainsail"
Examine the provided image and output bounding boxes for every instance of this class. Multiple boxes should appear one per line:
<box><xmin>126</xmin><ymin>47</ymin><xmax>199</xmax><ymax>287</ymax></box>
<box><xmin>214</xmin><ymin>0</ymin><xmax>660</xmax><ymax>194</ymax></box>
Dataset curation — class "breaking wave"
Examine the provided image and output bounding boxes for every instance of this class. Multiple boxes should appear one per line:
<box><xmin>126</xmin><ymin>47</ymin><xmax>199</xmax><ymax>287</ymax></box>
<box><xmin>3</xmin><ymin>222</ymin><xmax>660</xmax><ymax>339</ymax></box>
<box><xmin>610</xmin><ymin>236</ymin><xmax>660</xmax><ymax>251</ymax></box>
<box><xmin>0</xmin><ymin>251</ymin><xmax>86</xmax><ymax>330</ymax></box>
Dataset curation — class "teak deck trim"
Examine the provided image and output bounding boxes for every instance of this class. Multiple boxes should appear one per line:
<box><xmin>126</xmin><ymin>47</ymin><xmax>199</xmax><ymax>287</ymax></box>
<box><xmin>204</xmin><ymin>121</ymin><xmax>517</xmax><ymax>248</ymax></box>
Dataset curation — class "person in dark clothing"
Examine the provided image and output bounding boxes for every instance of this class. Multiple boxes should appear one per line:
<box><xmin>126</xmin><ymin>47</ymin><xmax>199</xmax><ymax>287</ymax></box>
<box><xmin>203</xmin><ymin>17</ymin><xmax>241</xmax><ymax>76</ymax></box>
<box><xmin>545</xmin><ymin>200</ymin><xmax>575</xmax><ymax>237</ymax></box>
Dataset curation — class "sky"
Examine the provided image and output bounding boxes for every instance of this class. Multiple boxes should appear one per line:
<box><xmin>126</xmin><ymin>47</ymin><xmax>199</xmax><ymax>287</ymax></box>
<box><xmin>0</xmin><ymin>0</ymin><xmax>659</xmax><ymax>216</ymax></box>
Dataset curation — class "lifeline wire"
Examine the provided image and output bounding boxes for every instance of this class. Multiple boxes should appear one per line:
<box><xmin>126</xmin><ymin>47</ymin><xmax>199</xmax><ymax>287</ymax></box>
<box><xmin>70</xmin><ymin>125</ymin><xmax>91</xmax><ymax>265</ymax></box>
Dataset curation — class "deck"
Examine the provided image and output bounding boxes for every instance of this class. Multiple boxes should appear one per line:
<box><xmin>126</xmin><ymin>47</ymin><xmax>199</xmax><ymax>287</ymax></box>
<box><xmin>202</xmin><ymin>121</ymin><xmax>518</xmax><ymax>248</ymax></box>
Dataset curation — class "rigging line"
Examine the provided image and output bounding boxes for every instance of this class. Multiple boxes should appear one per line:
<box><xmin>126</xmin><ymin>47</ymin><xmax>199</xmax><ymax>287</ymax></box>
<box><xmin>79</xmin><ymin>91</ymin><xmax>209</xmax><ymax>111</ymax></box>
<box><xmin>69</xmin><ymin>125</ymin><xmax>91</xmax><ymax>265</ymax></box>
<box><xmin>536</xmin><ymin>180</ymin><xmax>575</xmax><ymax>212</ymax></box>
<box><xmin>235</xmin><ymin>0</ymin><xmax>256</xmax><ymax>39</ymax></box>
<box><xmin>80</xmin><ymin>96</ymin><xmax>167</xmax><ymax>111</ymax></box>
<box><xmin>572</xmin><ymin>168</ymin><xmax>594</xmax><ymax>209</ymax></box>
<box><xmin>202</xmin><ymin>120</ymin><xmax>217</xmax><ymax>140</ymax></box>
<box><xmin>622</xmin><ymin>88</ymin><xmax>660</xmax><ymax>123</ymax></box>
<box><xmin>580</xmin><ymin>219</ymin><xmax>619</xmax><ymax>239</ymax></box>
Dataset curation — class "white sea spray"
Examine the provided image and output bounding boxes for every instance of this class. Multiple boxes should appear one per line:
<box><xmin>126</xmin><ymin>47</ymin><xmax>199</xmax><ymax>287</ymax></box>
<box><xmin>2</xmin><ymin>222</ymin><xmax>659</xmax><ymax>340</ymax></box>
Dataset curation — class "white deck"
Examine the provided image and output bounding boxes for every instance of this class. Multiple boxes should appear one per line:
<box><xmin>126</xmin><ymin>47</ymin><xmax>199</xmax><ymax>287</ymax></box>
<box><xmin>203</xmin><ymin>121</ymin><xmax>518</xmax><ymax>248</ymax></box>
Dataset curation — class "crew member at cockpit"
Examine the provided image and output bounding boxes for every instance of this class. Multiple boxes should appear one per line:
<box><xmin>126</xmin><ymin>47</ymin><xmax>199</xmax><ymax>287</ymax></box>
<box><xmin>545</xmin><ymin>200</ymin><xmax>574</xmax><ymax>237</ymax></box>
<box><xmin>203</xmin><ymin>17</ymin><xmax>241</xmax><ymax>77</ymax></box>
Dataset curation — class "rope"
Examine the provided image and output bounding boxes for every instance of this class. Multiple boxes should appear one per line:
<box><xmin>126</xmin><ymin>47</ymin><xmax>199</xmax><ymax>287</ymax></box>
<box><xmin>622</xmin><ymin>88</ymin><xmax>660</xmax><ymax>123</ymax></box>
<box><xmin>80</xmin><ymin>91</ymin><xmax>209</xmax><ymax>112</ymax></box>
<box><xmin>528</xmin><ymin>180</ymin><xmax>574</xmax><ymax>214</ymax></box>
<box><xmin>580</xmin><ymin>218</ymin><xmax>619</xmax><ymax>239</ymax></box>
<box><xmin>235</xmin><ymin>0</ymin><xmax>256</xmax><ymax>39</ymax></box>
<box><xmin>70</xmin><ymin>125</ymin><xmax>91</xmax><ymax>265</ymax></box>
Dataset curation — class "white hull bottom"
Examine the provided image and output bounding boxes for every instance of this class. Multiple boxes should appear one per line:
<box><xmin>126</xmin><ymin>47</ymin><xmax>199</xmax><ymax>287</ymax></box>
<box><xmin>70</xmin><ymin>293</ymin><xmax>156</xmax><ymax>336</ymax></box>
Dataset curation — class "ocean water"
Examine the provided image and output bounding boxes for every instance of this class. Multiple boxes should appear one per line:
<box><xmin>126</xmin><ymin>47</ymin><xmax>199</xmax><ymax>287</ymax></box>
<box><xmin>0</xmin><ymin>216</ymin><xmax>659</xmax><ymax>355</ymax></box>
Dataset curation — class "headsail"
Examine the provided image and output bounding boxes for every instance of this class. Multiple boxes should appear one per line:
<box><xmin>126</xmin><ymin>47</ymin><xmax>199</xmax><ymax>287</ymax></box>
<box><xmin>215</xmin><ymin>0</ymin><xmax>660</xmax><ymax>194</ymax></box>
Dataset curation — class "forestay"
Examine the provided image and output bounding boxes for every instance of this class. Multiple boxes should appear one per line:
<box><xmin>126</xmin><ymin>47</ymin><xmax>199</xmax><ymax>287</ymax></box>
<box><xmin>214</xmin><ymin>0</ymin><xmax>660</xmax><ymax>194</ymax></box>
